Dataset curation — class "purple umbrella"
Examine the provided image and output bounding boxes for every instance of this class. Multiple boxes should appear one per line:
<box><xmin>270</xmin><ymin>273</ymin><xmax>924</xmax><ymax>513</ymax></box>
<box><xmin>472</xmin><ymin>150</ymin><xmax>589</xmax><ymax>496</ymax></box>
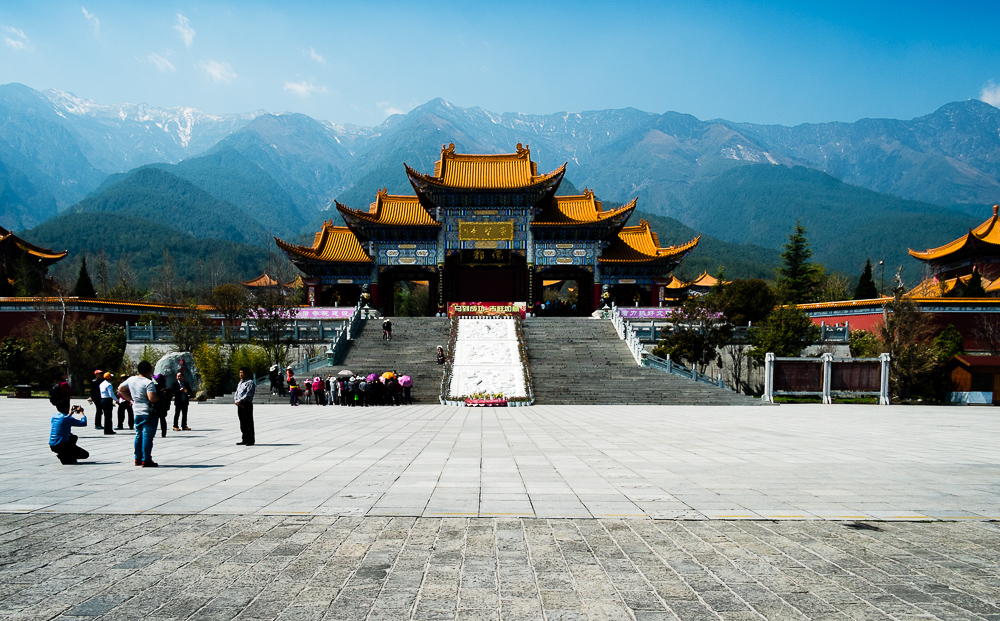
<box><xmin>399</xmin><ymin>375</ymin><xmax>412</xmax><ymax>387</ymax></box>
<box><xmin>366</xmin><ymin>373</ymin><xmax>378</xmax><ymax>382</ymax></box>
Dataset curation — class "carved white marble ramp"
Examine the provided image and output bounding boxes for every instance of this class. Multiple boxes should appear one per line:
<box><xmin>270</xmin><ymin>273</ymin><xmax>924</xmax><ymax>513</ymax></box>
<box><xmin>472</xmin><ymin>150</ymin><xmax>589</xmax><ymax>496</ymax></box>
<box><xmin>448</xmin><ymin>318</ymin><xmax>527</xmax><ymax>398</ymax></box>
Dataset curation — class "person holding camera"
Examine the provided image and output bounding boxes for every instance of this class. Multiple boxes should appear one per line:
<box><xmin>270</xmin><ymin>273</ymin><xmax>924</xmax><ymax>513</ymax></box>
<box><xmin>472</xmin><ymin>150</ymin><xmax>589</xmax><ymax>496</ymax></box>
<box><xmin>49</xmin><ymin>404</ymin><xmax>89</xmax><ymax>465</ymax></box>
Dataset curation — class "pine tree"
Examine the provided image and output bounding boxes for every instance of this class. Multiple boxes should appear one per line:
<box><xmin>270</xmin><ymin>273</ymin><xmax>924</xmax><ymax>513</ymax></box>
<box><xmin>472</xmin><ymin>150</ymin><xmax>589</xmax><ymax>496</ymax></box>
<box><xmin>853</xmin><ymin>258</ymin><xmax>879</xmax><ymax>300</ymax></box>
<box><xmin>777</xmin><ymin>220</ymin><xmax>820</xmax><ymax>305</ymax></box>
<box><xmin>72</xmin><ymin>256</ymin><xmax>97</xmax><ymax>298</ymax></box>
<box><xmin>965</xmin><ymin>267</ymin><xmax>987</xmax><ymax>297</ymax></box>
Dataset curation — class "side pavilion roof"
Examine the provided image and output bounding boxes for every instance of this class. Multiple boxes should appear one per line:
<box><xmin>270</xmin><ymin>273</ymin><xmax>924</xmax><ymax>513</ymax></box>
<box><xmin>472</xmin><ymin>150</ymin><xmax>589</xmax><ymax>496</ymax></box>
<box><xmin>275</xmin><ymin>221</ymin><xmax>371</xmax><ymax>264</ymax></box>
<box><xmin>600</xmin><ymin>220</ymin><xmax>700</xmax><ymax>265</ymax></box>
<box><xmin>910</xmin><ymin>205</ymin><xmax>1000</xmax><ymax>261</ymax></box>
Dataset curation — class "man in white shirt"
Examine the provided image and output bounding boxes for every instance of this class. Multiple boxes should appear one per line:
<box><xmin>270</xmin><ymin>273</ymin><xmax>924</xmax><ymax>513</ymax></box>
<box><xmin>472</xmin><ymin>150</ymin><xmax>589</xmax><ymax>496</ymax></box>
<box><xmin>118</xmin><ymin>360</ymin><xmax>160</xmax><ymax>467</ymax></box>
<box><xmin>234</xmin><ymin>367</ymin><xmax>256</xmax><ymax>446</ymax></box>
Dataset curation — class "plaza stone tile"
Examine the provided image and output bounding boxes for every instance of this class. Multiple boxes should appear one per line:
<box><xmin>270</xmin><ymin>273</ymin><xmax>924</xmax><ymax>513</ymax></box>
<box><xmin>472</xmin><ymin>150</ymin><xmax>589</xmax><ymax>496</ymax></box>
<box><xmin>2</xmin><ymin>401</ymin><xmax>1000</xmax><ymax>617</ymax></box>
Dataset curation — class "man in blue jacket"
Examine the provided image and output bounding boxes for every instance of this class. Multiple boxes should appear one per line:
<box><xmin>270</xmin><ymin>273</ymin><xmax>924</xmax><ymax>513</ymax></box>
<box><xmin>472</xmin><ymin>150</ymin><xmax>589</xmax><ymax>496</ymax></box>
<box><xmin>49</xmin><ymin>404</ymin><xmax>89</xmax><ymax>464</ymax></box>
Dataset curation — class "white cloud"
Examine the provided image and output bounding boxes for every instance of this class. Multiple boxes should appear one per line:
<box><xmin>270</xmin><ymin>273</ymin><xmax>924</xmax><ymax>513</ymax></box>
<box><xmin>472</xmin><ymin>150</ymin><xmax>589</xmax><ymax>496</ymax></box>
<box><xmin>309</xmin><ymin>46</ymin><xmax>325</xmax><ymax>64</ymax></box>
<box><xmin>377</xmin><ymin>101</ymin><xmax>405</xmax><ymax>116</ymax></box>
<box><xmin>284</xmin><ymin>79</ymin><xmax>327</xmax><ymax>97</ymax></box>
<box><xmin>199</xmin><ymin>59</ymin><xmax>237</xmax><ymax>83</ymax></box>
<box><xmin>81</xmin><ymin>7</ymin><xmax>100</xmax><ymax>35</ymax></box>
<box><xmin>3</xmin><ymin>26</ymin><xmax>28</xmax><ymax>50</ymax></box>
<box><xmin>981</xmin><ymin>82</ymin><xmax>1000</xmax><ymax>108</ymax></box>
<box><xmin>174</xmin><ymin>13</ymin><xmax>195</xmax><ymax>48</ymax></box>
<box><xmin>145</xmin><ymin>52</ymin><xmax>175</xmax><ymax>73</ymax></box>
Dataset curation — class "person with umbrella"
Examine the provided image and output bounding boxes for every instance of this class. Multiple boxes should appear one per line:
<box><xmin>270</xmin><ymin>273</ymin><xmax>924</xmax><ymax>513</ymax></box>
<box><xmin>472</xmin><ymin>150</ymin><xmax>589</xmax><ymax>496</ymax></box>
<box><xmin>400</xmin><ymin>375</ymin><xmax>413</xmax><ymax>404</ymax></box>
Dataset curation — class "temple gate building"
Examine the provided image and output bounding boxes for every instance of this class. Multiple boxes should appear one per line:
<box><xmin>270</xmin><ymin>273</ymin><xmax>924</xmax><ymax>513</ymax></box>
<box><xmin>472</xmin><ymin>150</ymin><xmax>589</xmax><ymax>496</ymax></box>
<box><xmin>908</xmin><ymin>204</ymin><xmax>1000</xmax><ymax>296</ymax></box>
<box><xmin>275</xmin><ymin>144</ymin><xmax>700</xmax><ymax>315</ymax></box>
<box><xmin>0</xmin><ymin>225</ymin><xmax>67</xmax><ymax>296</ymax></box>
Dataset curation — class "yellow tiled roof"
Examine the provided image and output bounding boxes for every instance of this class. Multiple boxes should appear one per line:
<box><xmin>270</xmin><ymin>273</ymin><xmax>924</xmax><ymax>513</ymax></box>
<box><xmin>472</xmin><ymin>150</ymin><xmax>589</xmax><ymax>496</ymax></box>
<box><xmin>533</xmin><ymin>190</ymin><xmax>637</xmax><ymax>226</ymax></box>
<box><xmin>337</xmin><ymin>190</ymin><xmax>438</xmax><ymax>226</ymax></box>
<box><xmin>241</xmin><ymin>273</ymin><xmax>302</xmax><ymax>288</ymax></box>
<box><xmin>906</xmin><ymin>273</ymin><xmax>1000</xmax><ymax>297</ymax></box>
<box><xmin>664</xmin><ymin>274</ymin><xmax>688</xmax><ymax>289</ymax></box>
<box><xmin>0</xmin><ymin>225</ymin><xmax>68</xmax><ymax>261</ymax></box>
<box><xmin>689</xmin><ymin>271</ymin><xmax>728</xmax><ymax>288</ymax></box>
<box><xmin>410</xmin><ymin>142</ymin><xmax>566</xmax><ymax>189</ymax></box>
<box><xmin>599</xmin><ymin>220</ymin><xmax>700</xmax><ymax>264</ymax></box>
<box><xmin>242</xmin><ymin>273</ymin><xmax>281</xmax><ymax>287</ymax></box>
<box><xmin>910</xmin><ymin>205</ymin><xmax>1000</xmax><ymax>260</ymax></box>
<box><xmin>274</xmin><ymin>221</ymin><xmax>371</xmax><ymax>264</ymax></box>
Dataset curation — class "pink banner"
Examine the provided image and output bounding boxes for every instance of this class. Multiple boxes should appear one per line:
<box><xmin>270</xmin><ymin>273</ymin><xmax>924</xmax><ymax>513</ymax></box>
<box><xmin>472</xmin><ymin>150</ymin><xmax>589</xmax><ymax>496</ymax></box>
<box><xmin>294</xmin><ymin>307</ymin><xmax>356</xmax><ymax>320</ymax></box>
<box><xmin>618</xmin><ymin>307</ymin><xmax>678</xmax><ymax>319</ymax></box>
<box><xmin>448</xmin><ymin>302</ymin><xmax>527</xmax><ymax>319</ymax></box>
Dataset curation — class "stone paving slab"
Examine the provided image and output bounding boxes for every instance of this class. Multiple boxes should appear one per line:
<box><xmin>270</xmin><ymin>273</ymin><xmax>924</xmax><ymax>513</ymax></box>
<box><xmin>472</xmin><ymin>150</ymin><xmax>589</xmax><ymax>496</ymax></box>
<box><xmin>2</xmin><ymin>400</ymin><xmax>1000</xmax><ymax>520</ymax></box>
<box><xmin>1</xmin><ymin>514</ymin><xmax>999</xmax><ymax>620</ymax></box>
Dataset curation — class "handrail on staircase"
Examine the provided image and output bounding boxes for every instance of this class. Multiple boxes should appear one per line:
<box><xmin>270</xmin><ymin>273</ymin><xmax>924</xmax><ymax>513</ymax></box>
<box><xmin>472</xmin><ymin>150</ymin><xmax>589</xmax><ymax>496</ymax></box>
<box><xmin>609</xmin><ymin>303</ymin><xmax>729</xmax><ymax>390</ymax></box>
<box><xmin>252</xmin><ymin>299</ymin><xmax>364</xmax><ymax>386</ymax></box>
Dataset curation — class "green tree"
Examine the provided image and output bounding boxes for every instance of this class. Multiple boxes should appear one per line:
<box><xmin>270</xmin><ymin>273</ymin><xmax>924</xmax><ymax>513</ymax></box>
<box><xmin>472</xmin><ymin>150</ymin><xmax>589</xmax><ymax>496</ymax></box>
<box><xmin>0</xmin><ymin>336</ymin><xmax>33</xmax><ymax>388</ymax></box>
<box><xmin>193</xmin><ymin>341</ymin><xmax>225</xmax><ymax>397</ymax></box>
<box><xmin>848</xmin><ymin>329</ymin><xmax>882</xmax><ymax>358</ymax></box>
<box><xmin>933</xmin><ymin>324</ymin><xmax>965</xmax><ymax>364</ymax></box>
<box><xmin>876</xmin><ymin>293</ymin><xmax>937</xmax><ymax>400</ymax></box>
<box><xmin>20</xmin><ymin>309</ymin><xmax>125</xmax><ymax>393</ymax></box>
<box><xmin>748</xmin><ymin>305</ymin><xmax>821</xmax><ymax>365</ymax></box>
<box><xmin>776</xmin><ymin>221</ymin><xmax>821</xmax><ymax>304</ymax></box>
<box><xmin>853</xmin><ymin>258</ymin><xmax>879</xmax><ymax>300</ymax></box>
<box><xmin>229</xmin><ymin>345</ymin><xmax>270</xmax><ymax>381</ymax></box>
<box><xmin>71</xmin><ymin>256</ymin><xmax>96</xmax><ymax>298</ymax></box>
<box><xmin>209</xmin><ymin>284</ymin><xmax>249</xmax><ymax>352</ymax></box>
<box><xmin>965</xmin><ymin>268</ymin><xmax>987</xmax><ymax>297</ymax></box>
<box><xmin>166</xmin><ymin>302</ymin><xmax>210</xmax><ymax>353</ymax></box>
<box><xmin>247</xmin><ymin>287</ymin><xmax>299</xmax><ymax>367</ymax></box>
<box><xmin>711</xmin><ymin>279</ymin><xmax>776</xmax><ymax>326</ymax></box>
<box><xmin>652</xmin><ymin>297</ymin><xmax>731</xmax><ymax>373</ymax></box>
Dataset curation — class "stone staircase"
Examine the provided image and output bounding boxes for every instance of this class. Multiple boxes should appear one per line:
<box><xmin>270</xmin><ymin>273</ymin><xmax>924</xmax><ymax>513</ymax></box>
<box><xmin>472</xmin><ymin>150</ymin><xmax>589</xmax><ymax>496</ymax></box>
<box><xmin>522</xmin><ymin>317</ymin><xmax>761</xmax><ymax>405</ymax></box>
<box><xmin>206</xmin><ymin>317</ymin><xmax>450</xmax><ymax>405</ymax></box>
<box><xmin>332</xmin><ymin>317</ymin><xmax>450</xmax><ymax>404</ymax></box>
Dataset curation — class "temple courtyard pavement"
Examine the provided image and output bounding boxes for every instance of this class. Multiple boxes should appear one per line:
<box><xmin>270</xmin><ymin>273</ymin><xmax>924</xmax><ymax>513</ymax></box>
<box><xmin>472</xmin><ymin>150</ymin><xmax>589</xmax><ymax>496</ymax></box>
<box><xmin>1</xmin><ymin>400</ymin><xmax>999</xmax><ymax>619</ymax></box>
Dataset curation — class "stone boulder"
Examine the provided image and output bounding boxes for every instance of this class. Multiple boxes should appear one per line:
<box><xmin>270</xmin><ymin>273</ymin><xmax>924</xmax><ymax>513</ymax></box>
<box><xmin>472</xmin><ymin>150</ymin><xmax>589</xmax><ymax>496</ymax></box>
<box><xmin>154</xmin><ymin>352</ymin><xmax>198</xmax><ymax>392</ymax></box>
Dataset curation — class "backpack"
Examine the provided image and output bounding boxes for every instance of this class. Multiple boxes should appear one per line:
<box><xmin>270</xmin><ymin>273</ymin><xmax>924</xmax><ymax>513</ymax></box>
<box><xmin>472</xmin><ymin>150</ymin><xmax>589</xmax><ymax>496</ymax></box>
<box><xmin>358</xmin><ymin>381</ymin><xmax>367</xmax><ymax>392</ymax></box>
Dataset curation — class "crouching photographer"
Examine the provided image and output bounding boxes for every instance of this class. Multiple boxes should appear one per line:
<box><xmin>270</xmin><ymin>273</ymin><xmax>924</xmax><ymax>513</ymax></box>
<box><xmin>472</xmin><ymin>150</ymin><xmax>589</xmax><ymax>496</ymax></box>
<box><xmin>49</xmin><ymin>404</ymin><xmax>89</xmax><ymax>465</ymax></box>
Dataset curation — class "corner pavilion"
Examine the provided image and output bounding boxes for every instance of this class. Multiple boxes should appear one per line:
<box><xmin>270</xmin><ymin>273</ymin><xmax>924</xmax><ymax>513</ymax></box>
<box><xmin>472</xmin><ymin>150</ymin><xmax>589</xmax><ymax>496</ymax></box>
<box><xmin>275</xmin><ymin>144</ymin><xmax>700</xmax><ymax>315</ymax></box>
<box><xmin>908</xmin><ymin>204</ymin><xmax>1000</xmax><ymax>296</ymax></box>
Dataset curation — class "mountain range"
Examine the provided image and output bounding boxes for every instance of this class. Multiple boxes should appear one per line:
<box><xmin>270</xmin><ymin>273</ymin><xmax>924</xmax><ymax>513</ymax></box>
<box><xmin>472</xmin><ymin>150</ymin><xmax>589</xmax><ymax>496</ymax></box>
<box><xmin>3</xmin><ymin>82</ymin><xmax>998</xmax><ymax>287</ymax></box>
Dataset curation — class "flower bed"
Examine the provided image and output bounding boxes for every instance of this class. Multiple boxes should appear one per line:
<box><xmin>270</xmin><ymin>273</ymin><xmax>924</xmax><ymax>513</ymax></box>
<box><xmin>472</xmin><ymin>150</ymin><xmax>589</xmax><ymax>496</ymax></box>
<box><xmin>464</xmin><ymin>397</ymin><xmax>508</xmax><ymax>407</ymax></box>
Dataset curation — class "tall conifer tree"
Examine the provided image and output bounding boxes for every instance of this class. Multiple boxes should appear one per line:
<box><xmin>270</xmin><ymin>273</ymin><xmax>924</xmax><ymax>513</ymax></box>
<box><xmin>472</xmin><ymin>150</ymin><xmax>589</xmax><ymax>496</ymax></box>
<box><xmin>72</xmin><ymin>256</ymin><xmax>97</xmax><ymax>298</ymax></box>
<box><xmin>854</xmin><ymin>258</ymin><xmax>879</xmax><ymax>300</ymax></box>
<box><xmin>777</xmin><ymin>221</ymin><xmax>819</xmax><ymax>305</ymax></box>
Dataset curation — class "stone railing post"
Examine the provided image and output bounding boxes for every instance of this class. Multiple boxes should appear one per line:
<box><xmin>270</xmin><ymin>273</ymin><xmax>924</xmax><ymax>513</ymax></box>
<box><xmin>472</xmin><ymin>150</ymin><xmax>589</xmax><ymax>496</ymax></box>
<box><xmin>879</xmin><ymin>352</ymin><xmax>891</xmax><ymax>405</ymax></box>
<box><xmin>821</xmin><ymin>352</ymin><xmax>833</xmax><ymax>404</ymax></box>
<box><xmin>762</xmin><ymin>352</ymin><xmax>775</xmax><ymax>403</ymax></box>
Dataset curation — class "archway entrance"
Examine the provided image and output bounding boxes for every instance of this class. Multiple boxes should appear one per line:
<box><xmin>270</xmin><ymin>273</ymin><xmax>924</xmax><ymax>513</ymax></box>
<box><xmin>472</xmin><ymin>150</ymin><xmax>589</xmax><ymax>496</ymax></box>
<box><xmin>445</xmin><ymin>252</ymin><xmax>527</xmax><ymax>304</ymax></box>
<box><xmin>378</xmin><ymin>267</ymin><xmax>438</xmax><ymax>316</ymax></box>
<box><xmin>321</xmin><ymin>284</ymin><xmax>361</xmax><ymax>307</ymax></box>
<box><xmin>610</xmin><ymin>283</ymin><xmax>651</xmax><ymax>307</ymax></box>
<box><xmin>535</xmin><ymin>266</ymin><xmax>594</xmax><ymax>315</ymax></box>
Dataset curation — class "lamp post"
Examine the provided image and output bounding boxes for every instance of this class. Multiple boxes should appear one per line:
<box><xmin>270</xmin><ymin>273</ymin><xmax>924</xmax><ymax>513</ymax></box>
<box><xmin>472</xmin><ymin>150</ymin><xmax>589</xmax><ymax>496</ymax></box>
<box><xmin>878</xmin><ymin>259</ymin><xmax>885</xmax><ymax>297</ymax></box>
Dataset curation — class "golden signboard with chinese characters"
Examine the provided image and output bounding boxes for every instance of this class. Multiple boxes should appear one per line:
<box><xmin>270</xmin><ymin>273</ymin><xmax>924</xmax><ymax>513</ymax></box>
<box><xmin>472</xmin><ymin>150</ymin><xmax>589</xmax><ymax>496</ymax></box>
<box><xmin>462</xmin><ymin>248</ymin><xmax>510</xmax><ymax>266</ymax></box>
<box><xmin>458</xmin><ymin>221</ymin><xmax>514</xmax><ymax>241</ymax></box>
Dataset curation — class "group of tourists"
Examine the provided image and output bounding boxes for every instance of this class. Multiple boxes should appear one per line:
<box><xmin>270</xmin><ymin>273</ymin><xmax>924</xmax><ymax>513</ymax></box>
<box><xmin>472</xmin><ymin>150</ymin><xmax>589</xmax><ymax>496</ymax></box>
<box><xmin>49</xmin><ymin>363</ymin><xmax>256</xmax><ymax>467</ymax></box>
<box><xmin>87</xmin><ymin>367</ymin><xmax>192</xmax><ymax>435</ymax></box>
<box><xmin>283</xmin><ymin>367</ymin><xmax>413</xmax><ymax>407</ymax></box>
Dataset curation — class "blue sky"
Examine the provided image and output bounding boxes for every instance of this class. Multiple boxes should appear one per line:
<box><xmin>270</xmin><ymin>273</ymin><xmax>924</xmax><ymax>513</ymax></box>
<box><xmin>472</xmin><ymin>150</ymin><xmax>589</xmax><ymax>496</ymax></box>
<box><xmin>2</xmin><ymin>0</ymin><xmax>998</xmax><ymax>127</ymax></box>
